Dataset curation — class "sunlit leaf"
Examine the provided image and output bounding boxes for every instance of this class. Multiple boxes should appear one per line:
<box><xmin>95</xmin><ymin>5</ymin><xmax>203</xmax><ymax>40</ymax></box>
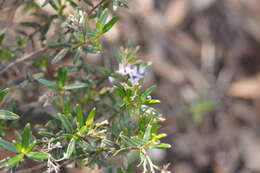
<box><xmin>5</xmin><ymin>154</ymin><xmax>24</xmax><ymax>167</ymax></box>
<box><xmin>26</xmin><ymin>152</ymin><xmax>50</xmax><ymax>161</ymax></box>
<box><xmin>65</xmin><ymin>138</ymin><xmax>75</xmax><ymax>159</ymax></box>
<box><xmin>21</xmin><ymin>124</ymin><xmax>31</xmax><ymax>149</ymax></box>
<box><xmin>85</xmin><ymin>107</ymin><xmax>96</xmax><ymax>127</ymax></box>
<box><xmin>103</xmin><ymin>16</ymin><xmax>119</xmax><ymax>33</ymax></box>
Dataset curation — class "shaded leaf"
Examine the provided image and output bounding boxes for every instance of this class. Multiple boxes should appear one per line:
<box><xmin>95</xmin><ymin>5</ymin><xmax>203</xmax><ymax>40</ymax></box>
<box><xmin>77</xmin><ymin>139</ymin><xmax>95</xmax><ymax>151</ymax></box>
<box><xmin>120</xmin><ymin>135</ymin><xmax>138</xmax><ymax>147</ymax></box>
<box><xmin>20</xmin><ymin>22</ymin><xmax>40</xmax><ymax>29</ymax></box>
<box><xmin>0</xmin><ymin>110</ymin><xmax>20</xmax><ymax>120</ymax></box>
<box><xmin>0</xmin><ymin>33</ymin><xmax>5</xmax><ymax>45</ymax></box>
<box><xmin>52</xmin><ymin>49</ymin><xmax>69</xmax><ymax>64</ymax></box>
<box><xmin>143</xmin><ymin>124</ymin><xmax>152</xmax><ymax>141</ymax></box>
<box><xmin>58</xmin><ymin>113</ymin><xmax>74</xmax><ymax>133</ymax></box>
<box><xmin>36</xmin><ymin>78</ymin><xmax>59</xmax><ymax>89</ymax></box>
<box><xmin>0</xmin><ymin>138</ymin><xmax>17</xmax><ymax>153</ymax></box>
<box><xmin>99</xmin><ymin>8</ymin><xmax>109</xmax><ymax>25</ymax></box>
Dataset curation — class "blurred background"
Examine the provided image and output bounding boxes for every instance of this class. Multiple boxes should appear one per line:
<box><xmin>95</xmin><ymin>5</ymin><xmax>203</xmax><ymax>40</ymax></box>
<box><xmin>117</xmin><ymin>0</ymin><xmax>260</xmax><ymax>173</ymax></box>
<box><xmin>2</xmin><ymin>0</ymin><xmax>260</xmax><ymax>172</ymax></box>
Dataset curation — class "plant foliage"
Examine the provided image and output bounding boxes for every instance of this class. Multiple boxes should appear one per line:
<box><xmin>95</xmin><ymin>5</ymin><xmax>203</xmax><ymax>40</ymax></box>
<box><xmin>0</xmin><ymin>0</ymin><xmax>170</xmax><ymax>172</ymax></box>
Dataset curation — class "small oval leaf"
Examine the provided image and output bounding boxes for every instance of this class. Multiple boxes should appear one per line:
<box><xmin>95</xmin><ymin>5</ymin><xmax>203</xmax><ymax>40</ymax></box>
<box><xmin>0</xmin><ymin>110</ymin><xmax>20</xmax><ymax>120</ymax></box>
<box><xmin>64</xmin><ymin>83</ymin><xmax>88</xmax><ymax>90</ymax></box>
<box><xmin>26</xmin><ymin>152</ymin><xmax>50</xmax><ymax>161</ymax></box>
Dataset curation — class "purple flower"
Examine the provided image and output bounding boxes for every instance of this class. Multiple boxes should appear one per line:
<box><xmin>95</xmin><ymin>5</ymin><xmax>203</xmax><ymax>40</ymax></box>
<box><xmin>116</xmin><ymin>64</ymin><xmax>133</xmax><ymax>76</ymax></box>
<box><xmin>128</xmin><ymin>66</ymin><xmax>145</xmax><ymax>84</ymax></box>
<box><xmin>108</xmin><ymin>76</ymin><xmax>116</xmax><ymax>83</ymax></box>
<box><xmin>109</xmin><ymin>64</ymin><xmax>146</xmax><ymax>85</ymax></box>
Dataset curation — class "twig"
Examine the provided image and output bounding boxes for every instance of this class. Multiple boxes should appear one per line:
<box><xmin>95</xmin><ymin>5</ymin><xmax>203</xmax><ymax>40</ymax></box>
<box><xmin>0</xmin><ymin>47</ymin><xmax>48</xmax><ymax>75</ymax></box>
<box><xmin>87</xmin><ymin>0</ymin><xmax>107</xmax><ymax>16</ymax></box>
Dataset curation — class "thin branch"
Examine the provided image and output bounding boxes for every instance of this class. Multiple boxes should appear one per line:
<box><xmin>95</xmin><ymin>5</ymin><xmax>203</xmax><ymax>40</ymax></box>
<box><xmin>87</xmin><ymin>0</ymin><xmax>108</xmax><ymax>16</ymax></box>
<box><xmin>0</xmin><ymin>47</ymin><xmax>48</xmax><ymax>75</ymax></box>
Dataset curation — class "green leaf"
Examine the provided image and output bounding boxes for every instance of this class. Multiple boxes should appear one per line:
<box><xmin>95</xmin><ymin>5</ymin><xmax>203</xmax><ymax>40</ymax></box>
<box><xmin>141</xmin><ymin>86</ymin><xmax>156</xmax><ymax>100</ymax></box>
<box><xmin>45</xmin><ymin>41</ymin><xmax>71</xmax><ymax>48</ymax></box>
<box><xmin>58</xmin><ymin>113</ymin><xmax>74</xmax><ymax>133</ymax></box>
<box><xmin>85</xmin><ymin>107</ymin><xmax>96</xmax><ymax>127</ymax></box>
<box><xmin>0</xmin><ymin>138</ymin><xmax>18</xmax><ymax>153</ymax></box>
<box><xmin>65</xmin><ymin>138</ymin><xmax>75</xmax><ymax>159</ymax></box>
<box><xmin>64</xmin><ymin>82</ymin><xmax>88</xmax><ymax>90</ymax></box>
<box><xmin>144</xmin><ymin>99</ymin><xmax>160</xmax><ymax>104</ymax></box>
<box><xmin>76</xmin><ymin>104</ymin><xmax>84</xmax><ymax>128</ymax></box>
<box><xmin>103</xmin><ymin>16</ymin><xmax>119</xmax><ymax>33</ymax></box>
<box><xmin>22</xmin><ymin>1</ymin><xmax>39</xmax><ymax>12</ymax></box>
<box><xmin>102</xmin><ymin>139</ymin><xmax>119</xmax><ymax>147</ymax></box>
<box><xmin>153</xmin><ymin>143</ymin><xmax>171</xmax><ymax>149</ymax></box>
<box><xmin>51</xmin><ymin>49</ymin><xmax>69</xmax><ymax>64</ymax></box>
<box><xmin>77</xmin><ymin>139</ymin><xmax>95</xmax><ymax>151</ymax></box>
<box><xmin>20</xmin><ymin>22</ymin><xmax>40</xmax><ymax>29</ymax></box>
<box><xmin>15</xmin><ymin>37</ymin><xmax>26</xmax><ymax>46</ymax></box>
<box><xmin>0</xmin><ymin>48</ymin><xmax>14</xmax><ymax>59</ymax></box>
<box><xmin>0</xmin><ymin>110</ymin><xmax>20</xmax><ymax>120</ymax></box>
<box><xmin>189</xmin><ymin>100</ymin><xmax>216</xmax><ymax>123</ymax></box>
<box><xmin>36</xmin><ymin>78</ymin><xmax>59</xmax><ymax>89</ymax></box>
<box><xmin>114</xmin><ymin>87</ymin><xmax>125</xmax><ymax>99</ymax></box>
<box><xmin>131</xmin><ymin>137</ymin><xmax>146</xmax><ymax>146</ymax></box>
<box><xmin>26</xmin><ymin>152</ymin><xmax>50</xmax><ymax>161</ymax></box>
<box><xmin>15</xmin><ymin>143</ymin><xmax>22</xmax><ymax>153</ymax></box>
<box><xmin>0</xmin><ymin>33</ymin><xmax>5</xmax><ymax>45</ymax></box>
<box><xmin>25</xmin><ymin>140</ymin><xmax>37</xmax><ymax>153</ymax></box>
<box><xmin>99</xmin><ymin>8</ymin><xmax>109</xmax><ymax>25</ymax></box>
<box><xmin>5</xmin><ymin>154</ymin><xmax>24</xmax><ymax>167</ymax></box>
<box><xmin>97</xmin><ymin>20</ymin><xmax>103</xmax><ymax>33</ymax></box>
<box><xmin>143</xmin><ymin>124</ymin><xmax>152</xmax><ymax>141</ymax></box>
<box><xmin>58</xmin><ymin>67</ymin><xmax>68</xmax><ymax>87</ymax></box>
<box><xmin>48</xmin><ymin>0</ymin><xmax>59</xmax><ymax>10</ymax></box>
<box><xmin>0</xmin><ymin>88</ymin><xmax>10</xmax><ymax>103</ymax></box>
<box><xmin>21</xmin><ymin>124</ymin><xmax>31</xmax><ymax>149</ymax></box>
<box><xmin>117</xmin><ymin>168</ymin><xmax>124</xmax><ymax>173</ymax></box>
<box><xmin>120</xmin><ymin>135</ymin><xmax>138</xmax><ymax>147</ymax></box>
<box><xmin>66</xmin><ymin>0</ymin><xmax>79</xmax><ymax>8</ymax></box>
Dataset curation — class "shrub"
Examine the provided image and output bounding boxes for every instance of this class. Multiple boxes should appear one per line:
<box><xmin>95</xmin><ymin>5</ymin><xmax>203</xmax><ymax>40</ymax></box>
<box><xmin>0</xmin><ymin>0</ymin><xmax>170</xmax><ymax>172</ymax></box>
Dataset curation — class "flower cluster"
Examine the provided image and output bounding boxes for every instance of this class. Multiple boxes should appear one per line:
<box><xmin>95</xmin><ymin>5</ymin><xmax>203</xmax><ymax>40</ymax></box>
<box><xmin>64</xmin><ymin>9</ymin><xmax>86</xmax><ymax>31</ymax></box>
<box><xmin>110</xmin><ymin>63</ymin><xmax>146</xmax><ymax>85</ymax></box>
